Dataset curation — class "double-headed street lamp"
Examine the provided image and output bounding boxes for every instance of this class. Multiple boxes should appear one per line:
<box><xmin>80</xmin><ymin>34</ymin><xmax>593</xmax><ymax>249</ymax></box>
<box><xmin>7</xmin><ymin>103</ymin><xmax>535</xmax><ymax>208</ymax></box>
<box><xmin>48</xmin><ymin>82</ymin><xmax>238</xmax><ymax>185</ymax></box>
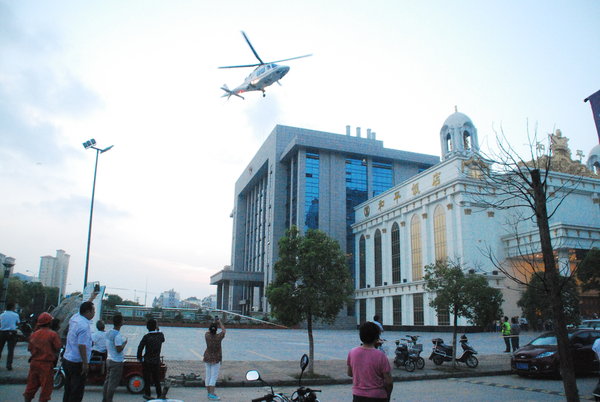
<box><xmin>83</xmin><ymin>139</ymin><xmax>113</xmax><ymax>290</ymax></box>
<box><xmin>0</xmin><ymin>256</ymin><xmax>15</xmax><ymax>311</ymax></box>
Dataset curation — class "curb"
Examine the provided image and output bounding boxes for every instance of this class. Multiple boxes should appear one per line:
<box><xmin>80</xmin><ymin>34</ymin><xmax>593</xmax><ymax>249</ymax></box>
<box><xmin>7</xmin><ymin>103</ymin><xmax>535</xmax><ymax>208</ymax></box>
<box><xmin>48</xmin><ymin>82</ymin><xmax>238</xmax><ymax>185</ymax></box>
<box><xmin>0</xmin><ymin>370</ymin><xmax>513</xmax><ymax>387</ymax></box>
<box><xmin>209</xmin><ymin>369</ymin><xmax>514</xmax><ymax>388</ymax></box>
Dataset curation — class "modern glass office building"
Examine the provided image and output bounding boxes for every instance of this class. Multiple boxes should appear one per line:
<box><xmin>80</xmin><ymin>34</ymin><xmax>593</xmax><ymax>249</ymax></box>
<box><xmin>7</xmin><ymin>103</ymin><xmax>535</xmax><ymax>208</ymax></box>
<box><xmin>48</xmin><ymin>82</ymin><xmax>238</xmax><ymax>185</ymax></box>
<box><xmin>210</xmin><ymin>125</ymin><xmax>439</xmax><ymax>323</ymax></box>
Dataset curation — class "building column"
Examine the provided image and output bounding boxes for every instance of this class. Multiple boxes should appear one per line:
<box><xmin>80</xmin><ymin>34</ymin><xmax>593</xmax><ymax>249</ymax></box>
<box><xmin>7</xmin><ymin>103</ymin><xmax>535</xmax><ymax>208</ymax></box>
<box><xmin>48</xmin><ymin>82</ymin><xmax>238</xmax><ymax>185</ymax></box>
<box><xmin>557</xmin><ymin>248</ymin><xmax>571</xmax><ymax>276</ymax></box>
<box><xmin>216</xmin><ymin>283</ymin><xmax>222</xmax><ymax>309</ymax></box>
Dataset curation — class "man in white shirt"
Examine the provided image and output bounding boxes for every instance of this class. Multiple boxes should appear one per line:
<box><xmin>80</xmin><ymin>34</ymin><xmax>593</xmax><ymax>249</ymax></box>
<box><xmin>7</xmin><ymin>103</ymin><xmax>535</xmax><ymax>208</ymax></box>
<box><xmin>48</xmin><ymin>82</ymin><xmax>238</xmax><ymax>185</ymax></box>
<box><xmin>0</xmin><ymin>302</ymin><xmax>20</xmax><ymax>370</ymax></box>
<box><xmin>102</xmin><ymin>314</ymin><xmax>127</xmax><ymax>402</ymax></box>
<box><xmin>92</xmin><ymin>320</ymin><xmax>108</xmax><ymax>360</ymax></box>
<box><xmin>63</xmin><ymin>301</ymin><xmax>95</xmax><ymax>402</ymax></box>
<box><xmin>592</xmin><ymin>337</ymin><xmax>600</xmax><ymax>400</ymax></box>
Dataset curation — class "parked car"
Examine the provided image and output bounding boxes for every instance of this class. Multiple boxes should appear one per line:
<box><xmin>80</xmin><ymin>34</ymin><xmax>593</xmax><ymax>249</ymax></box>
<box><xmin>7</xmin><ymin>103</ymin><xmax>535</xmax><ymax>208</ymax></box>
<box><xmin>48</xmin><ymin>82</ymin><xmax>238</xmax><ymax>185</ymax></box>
<box><xmin>511</xmin><ymin>329</ymin><xmax>600</xmax><ymax>376</ymax></box>
<box><xmin>580</xmin><ymin>319</ymin><xmax>600</xmax><ymax>330</ymax></box>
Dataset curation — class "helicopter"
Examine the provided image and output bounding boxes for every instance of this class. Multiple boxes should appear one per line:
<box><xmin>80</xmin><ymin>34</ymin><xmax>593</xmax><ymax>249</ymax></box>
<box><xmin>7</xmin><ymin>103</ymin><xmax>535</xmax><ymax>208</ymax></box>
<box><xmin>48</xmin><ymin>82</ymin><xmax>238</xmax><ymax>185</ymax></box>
<box><xmin>219</xmin><ymin>31</ymin><xmax>311</xmax><ymax>100</ymax></box>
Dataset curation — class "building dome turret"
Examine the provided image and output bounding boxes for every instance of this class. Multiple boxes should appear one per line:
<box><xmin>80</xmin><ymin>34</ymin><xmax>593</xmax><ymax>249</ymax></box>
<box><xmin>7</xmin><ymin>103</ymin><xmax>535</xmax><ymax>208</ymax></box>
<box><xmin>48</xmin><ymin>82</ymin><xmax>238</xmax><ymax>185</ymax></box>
<box><xmin>443</xmin><ymin>111</ymin><xmax>473</xmax><ymax>127</ymax></box>
<box><xmin>588</xmin><ymin>143</ymin><xmax>600</xmax><ymax>175</ymax></box>
<box><xmin>440</xmin><ymin>108</ymin><xmax>479</xmax><ymax>161</ymax></box>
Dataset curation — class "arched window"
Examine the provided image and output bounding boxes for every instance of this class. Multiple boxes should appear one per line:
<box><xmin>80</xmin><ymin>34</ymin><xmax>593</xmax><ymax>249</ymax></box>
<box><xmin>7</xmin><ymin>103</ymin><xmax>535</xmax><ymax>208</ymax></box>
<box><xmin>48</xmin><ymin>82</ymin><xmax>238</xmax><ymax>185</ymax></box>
<box><xmin>391</xmin><ymin>222</ymin><xmax>401</xmax><ymax>284</ymax></box>
<box><xmin>374</xmin><ymin>229</ymin><xmax>382</xmax><ymax>287</ymax></box>
<box><xmin>359</xmin><ymin>235</ymin><xmax>366</xmax><ymax>289</ymax></box>
<box><xmin>433</xmin><ymin>205</ymin><xmax>447</xmax><ymax>261</ymax></box>
<box><xmin>410</xmin><ymin>215</ymin><xmax>422</xmax><ymax>281</ymax></box>
<box><xmin>463</xmin><ymin>131</ymin><xmax>471</xmax><ymax>150</ymax></box>
<box><xmin>593</xmin><ymin>161</ymin><xmax>600</xmax><ymax>175</ymax></box>
<box><xmin>446</xmin><ymin>133</ymin><xmax>453</xmax><ymax>152</ymax></box>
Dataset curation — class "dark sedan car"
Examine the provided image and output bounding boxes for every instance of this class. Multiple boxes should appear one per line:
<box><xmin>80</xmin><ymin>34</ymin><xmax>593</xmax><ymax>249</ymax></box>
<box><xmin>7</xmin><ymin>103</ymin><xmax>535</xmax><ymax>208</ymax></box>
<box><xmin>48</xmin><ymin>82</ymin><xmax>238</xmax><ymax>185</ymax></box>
<box><xmin>511</xmin><ymin>329</ymin><xmax>600</xmax><ymax>376</ymax></box>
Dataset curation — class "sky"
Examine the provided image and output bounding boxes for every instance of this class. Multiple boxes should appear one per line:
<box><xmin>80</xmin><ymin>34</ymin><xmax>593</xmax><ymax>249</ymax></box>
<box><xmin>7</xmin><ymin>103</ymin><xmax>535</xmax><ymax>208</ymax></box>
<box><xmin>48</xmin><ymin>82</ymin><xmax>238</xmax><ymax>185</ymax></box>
<box><xmin>1</xmin><ymin>1</ymin><xmax>599</xmax><ymax>305</ymax></box>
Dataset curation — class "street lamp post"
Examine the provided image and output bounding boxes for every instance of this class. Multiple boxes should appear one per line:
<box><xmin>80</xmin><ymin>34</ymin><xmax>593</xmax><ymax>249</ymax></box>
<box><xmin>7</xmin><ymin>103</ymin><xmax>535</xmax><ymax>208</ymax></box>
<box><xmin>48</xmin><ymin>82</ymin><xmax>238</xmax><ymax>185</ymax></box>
<box><xmin>0</xmin><ymin>256</ymin><xmax>16</xmax><ymax>311</ymax></box>
<box><xmin>83</xmin><ymin>139</ymin><xmax>113</xmax><ymax>290</ymax></box>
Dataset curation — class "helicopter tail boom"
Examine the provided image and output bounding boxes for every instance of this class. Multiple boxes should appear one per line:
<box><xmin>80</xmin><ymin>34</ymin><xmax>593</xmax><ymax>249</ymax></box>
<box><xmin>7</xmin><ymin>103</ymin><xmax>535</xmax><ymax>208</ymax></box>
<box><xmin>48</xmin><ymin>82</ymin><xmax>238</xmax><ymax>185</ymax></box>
<box><xmin>220</xmin><ymin>84</ymin><xmax>245</xmax><ymax>100</ymax></box>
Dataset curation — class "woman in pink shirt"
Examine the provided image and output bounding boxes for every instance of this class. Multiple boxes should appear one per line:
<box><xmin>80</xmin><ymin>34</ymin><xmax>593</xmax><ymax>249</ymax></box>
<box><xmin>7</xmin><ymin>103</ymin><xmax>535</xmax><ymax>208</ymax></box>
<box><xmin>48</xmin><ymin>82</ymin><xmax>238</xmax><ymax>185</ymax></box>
<box><xmin>347</xmin><ymin>321</ymin><xmax>393</xmax><ymax>402</ymax></box>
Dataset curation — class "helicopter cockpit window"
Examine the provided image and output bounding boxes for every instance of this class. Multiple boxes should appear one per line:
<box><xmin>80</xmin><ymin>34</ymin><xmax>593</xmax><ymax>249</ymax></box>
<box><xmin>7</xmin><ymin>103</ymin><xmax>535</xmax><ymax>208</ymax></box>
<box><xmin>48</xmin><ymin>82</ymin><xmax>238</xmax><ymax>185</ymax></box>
<box><xmin>257</xmin><ymin>67</ymin><xmax>265</xmax><ymax>75</ymax></box>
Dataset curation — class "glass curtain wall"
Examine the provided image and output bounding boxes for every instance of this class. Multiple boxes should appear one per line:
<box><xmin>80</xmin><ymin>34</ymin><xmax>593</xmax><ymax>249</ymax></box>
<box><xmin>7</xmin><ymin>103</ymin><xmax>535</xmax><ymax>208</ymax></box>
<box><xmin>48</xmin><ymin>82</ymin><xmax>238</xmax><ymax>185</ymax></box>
<box><xmin>243</xmin><ymin>174</ymin><xmax>267</xmax><ymax>273</ymax></box>
<box><xmin>372</xmin><ymin>160</ymin><xmax>393</xmax><ymax>196</ymax></box>
<box><xmin>346</xmin><ymin>157</ymin><xmax>368</xmax><ymax>282</ymax></box>
<box><xmin>346</xmin><ymin>157</ymin><xmax>367</xmax><ymax>317</ymax></box>
<box><xmin>286</xmin><ymin>155</ymin><xmax>298</xmax><ymax>228</ymax></box>
<box><xmin>304</xmin><ymin>152</ymin><xmax>320</xmax><ymax>231</ymax></box>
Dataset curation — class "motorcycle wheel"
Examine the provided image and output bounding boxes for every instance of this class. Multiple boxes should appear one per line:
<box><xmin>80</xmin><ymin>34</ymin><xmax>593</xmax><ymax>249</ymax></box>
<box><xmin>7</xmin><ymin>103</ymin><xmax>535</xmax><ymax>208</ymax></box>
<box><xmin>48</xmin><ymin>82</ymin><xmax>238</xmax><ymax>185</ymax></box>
<box><xmin>466</xmin><ymin>355</ymin><xmax>479</xmax><ymax>368</ymax></box>
<box><xmin>53</xmin><ymin>369</ymin><xmax>65</xmax><ymax>390</ymax></box>
<box><xmin>405</xmin><ymin>359</ymin><xmax>416</xmax><ymax>372</ymax></box>
<box><xmin>416</xmin><ymin>357</ymin><xmax>425</xmax><ymax>369</ymax></box>
<box><xmin>126</xmin><ymin>374</ymin><xmax>145</xmax><ymax>394</ymax></box>
<box><xmin>432</xmin><ymin>355</ymin><xmax>444</xmax><ymax>366</ymax></box>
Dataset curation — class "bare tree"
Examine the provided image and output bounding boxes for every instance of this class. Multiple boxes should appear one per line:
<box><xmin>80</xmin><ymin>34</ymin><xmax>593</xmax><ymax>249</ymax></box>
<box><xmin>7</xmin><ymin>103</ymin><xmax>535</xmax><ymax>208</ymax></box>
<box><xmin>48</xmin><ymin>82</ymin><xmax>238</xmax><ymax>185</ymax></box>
<box><xmin>472</xmin><ymin>126</ymin><xmax>596</xmax><ymax>402</ymax></box>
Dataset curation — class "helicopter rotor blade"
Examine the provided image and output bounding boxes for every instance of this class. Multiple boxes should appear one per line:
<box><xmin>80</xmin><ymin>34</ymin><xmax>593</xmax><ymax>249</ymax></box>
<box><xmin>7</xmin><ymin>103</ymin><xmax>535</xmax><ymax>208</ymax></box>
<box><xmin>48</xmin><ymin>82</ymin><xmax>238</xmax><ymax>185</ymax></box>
<box><xmin>266</xmin><ymin>54</ymin><xmax>313</xmax><ymax>64</ymax></box>
<box><xmin>241</xmin><ymin>31</ymin><xmax>264</xmax><ymax>64</ymax></box>
<box><xmin>218</xmin><ymin>63</ymin><xmax>263</xmax><ymax>69</ymax></box>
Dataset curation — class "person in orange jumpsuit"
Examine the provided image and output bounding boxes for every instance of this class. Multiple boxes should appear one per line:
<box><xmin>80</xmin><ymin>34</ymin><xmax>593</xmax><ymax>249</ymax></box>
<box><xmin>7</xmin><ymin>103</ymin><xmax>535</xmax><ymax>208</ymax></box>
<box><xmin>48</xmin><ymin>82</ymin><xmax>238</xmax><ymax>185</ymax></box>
<box><xmin>23</xmin><ymin>312</ymin><xmax>62</xmax><ymax>402</ymax></box>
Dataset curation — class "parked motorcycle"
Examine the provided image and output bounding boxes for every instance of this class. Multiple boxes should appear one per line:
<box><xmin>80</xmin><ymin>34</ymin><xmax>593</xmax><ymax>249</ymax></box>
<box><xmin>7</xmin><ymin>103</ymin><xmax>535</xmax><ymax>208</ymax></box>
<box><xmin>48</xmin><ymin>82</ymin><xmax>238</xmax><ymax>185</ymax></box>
<box><xmin>53</xmin><ymin>347</ymin><xmax>65</xmax><ymax>389</ymax></box>
<box><xmin>402</xmin><ymin>335</ymin><xmax>425</xmax><ymax>369</ymax></box>
<box><xmin>429</xmin><ymin>334</ymin><xmax>478</xmax><ymax>368</ymax></box>
<box><xmin>393</xmin><ymin>338</ymin><xmax>418</xmax><ymax>372</ymax></box>
<box><xmin>16</xmin><ymin>315</ymin><xmax>34</xmax><ymax>342</ymax></box>
<box><xmin>246</xmin><ymin>354</ymin><xmax>321</xmax><ymax>402</ymax></box>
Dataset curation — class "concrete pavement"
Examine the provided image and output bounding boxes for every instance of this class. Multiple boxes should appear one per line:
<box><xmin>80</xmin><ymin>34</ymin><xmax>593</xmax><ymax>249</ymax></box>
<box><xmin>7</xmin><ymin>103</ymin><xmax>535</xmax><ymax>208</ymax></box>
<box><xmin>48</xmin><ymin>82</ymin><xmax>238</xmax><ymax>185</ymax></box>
<box><xmin>0</xmin><ymin>349</ymin><xmax>512</xmax><ymax>387</ymax></box>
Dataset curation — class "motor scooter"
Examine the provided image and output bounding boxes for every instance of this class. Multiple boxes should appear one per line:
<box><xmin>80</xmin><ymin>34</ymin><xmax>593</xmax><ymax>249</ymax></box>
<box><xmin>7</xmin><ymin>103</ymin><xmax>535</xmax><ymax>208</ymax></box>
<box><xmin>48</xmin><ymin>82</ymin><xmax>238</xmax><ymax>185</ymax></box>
<box><xmin>16</xmin><ymin>315</ymin><xmax>34</xmax><ymax>342</ymax></box>
<box><xmin>393</xmin><ymin>339</ymin><xmax>418</xmax><ymax>372</ymax></box>
<box><xmin>402</xmin><ymin>335</ymin><xmax>425</xmax><ymax>369</ymax></box>
<box><xmin>429</xmin><ymin>334</ymin><xmax>478</xmax><ymax>368</ymax></box>
<box><xmin>246</xmin><ymin>354</ymin><xmax>321</xmax><ymax>401</ymax></box>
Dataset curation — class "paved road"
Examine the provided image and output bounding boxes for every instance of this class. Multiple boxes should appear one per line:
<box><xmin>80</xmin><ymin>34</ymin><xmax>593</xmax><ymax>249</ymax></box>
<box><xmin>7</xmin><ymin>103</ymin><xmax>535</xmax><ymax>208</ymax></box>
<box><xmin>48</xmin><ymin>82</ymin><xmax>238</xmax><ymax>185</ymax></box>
<box><xmin>104</xmin><ymin>326</ymin><xmax>543</xmax><ymax>361</ymax></box>
<box><xmin>8</xmin><ymin>326</ymin><xmax>543</xmax><ymax>361</ymax></box>
<box><xmin>2</xmin><ymin>375</ymin><xmax>598</xmax><ymax>401</ymax></box>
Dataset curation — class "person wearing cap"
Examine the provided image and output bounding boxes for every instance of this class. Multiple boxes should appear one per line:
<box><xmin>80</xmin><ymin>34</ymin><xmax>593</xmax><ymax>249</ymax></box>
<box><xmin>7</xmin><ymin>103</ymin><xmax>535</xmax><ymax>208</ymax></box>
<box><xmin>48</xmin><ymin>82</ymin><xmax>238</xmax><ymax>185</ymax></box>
<box><xmin>23</xmin><ymin>312</ymin><xmax>62</xmax><ymax>402</ymax></box>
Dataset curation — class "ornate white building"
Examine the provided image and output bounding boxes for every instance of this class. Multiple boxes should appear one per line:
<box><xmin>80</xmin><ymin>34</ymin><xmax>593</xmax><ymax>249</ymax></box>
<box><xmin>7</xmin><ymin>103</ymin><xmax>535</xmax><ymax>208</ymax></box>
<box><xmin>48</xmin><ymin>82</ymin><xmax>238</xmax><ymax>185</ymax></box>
<box><xmin>352</xmin><ymin>111</ymin><xmax>600</xmax><ymax>329</ymax></box>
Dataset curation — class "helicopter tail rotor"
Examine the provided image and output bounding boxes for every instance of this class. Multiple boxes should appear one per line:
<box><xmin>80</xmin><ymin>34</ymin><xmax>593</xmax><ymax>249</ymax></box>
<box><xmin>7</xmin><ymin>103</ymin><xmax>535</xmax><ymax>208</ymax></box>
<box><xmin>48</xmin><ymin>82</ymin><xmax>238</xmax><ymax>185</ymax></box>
<box><xmin>220</xmin><ymin>84</ymin><xmax>245</xmax><ymax>100</ymax></box>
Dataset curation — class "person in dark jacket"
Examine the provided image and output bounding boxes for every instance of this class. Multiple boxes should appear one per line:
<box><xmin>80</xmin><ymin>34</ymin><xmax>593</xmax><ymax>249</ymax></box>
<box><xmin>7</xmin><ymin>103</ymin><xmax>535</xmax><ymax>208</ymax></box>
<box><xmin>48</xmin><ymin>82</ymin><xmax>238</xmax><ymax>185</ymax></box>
<box><xmin>510</xmin><ymin>317</ymin><xmax>521</xmax><ymax>352</ymax></box>
<box><xmin>137</xmin><ymin>319</ymin><xmax>165</xmax><ymax>400</ymax></box>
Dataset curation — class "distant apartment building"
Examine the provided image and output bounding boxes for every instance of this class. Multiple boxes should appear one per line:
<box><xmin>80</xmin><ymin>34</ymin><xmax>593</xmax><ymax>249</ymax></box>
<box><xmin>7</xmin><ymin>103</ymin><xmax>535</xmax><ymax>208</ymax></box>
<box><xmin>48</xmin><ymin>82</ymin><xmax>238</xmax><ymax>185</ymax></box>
<box><xmin>180</xmin><ymin>297</ymin><xmax>202</xmax><ymax>309</ymax></box>
<box><xmin>38</xmin><ymin>250</ymin><xmax>69</xmax><ymax>295</ymax></box>
<box><xmin>202</xmin><ymin>295</ymin><xmax>217</xmax><ymax>309</ymax></box>
<box><xmin>152</xmin><ymin>289</ymin><xmax>181</xmax><ymax>308</ymax></box>
<box><xmin>211</xmin><ymin>125</ymin><xmax>439</xmax><ymax>318</ymax></box>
